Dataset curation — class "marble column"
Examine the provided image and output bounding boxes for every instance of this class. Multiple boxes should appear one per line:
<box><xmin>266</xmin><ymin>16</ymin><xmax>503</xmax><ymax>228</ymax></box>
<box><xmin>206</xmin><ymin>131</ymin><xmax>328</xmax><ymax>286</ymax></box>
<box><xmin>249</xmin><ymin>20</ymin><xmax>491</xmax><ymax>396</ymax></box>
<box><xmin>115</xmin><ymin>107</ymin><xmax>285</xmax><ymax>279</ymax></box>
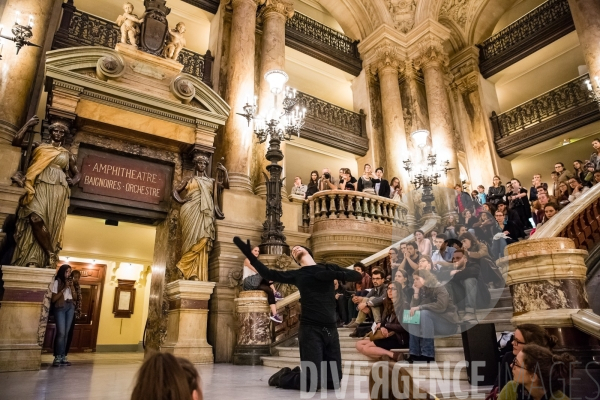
<box><xmin>369</xmin><ymin>44</ymin><xmax>410</xmax><ymax>192</ymax></box>
<box><xmin>498</xmin><ymin>238</ymin><xmax>599</xmax><ymax>362</ymax></box>
<box><xmin>567</xmin><ymin>0</ymin><xmax>600</xmax><ymax>88</ymax></box>
<box><xmin>232</xmin><ymin>290</ymin><xmax>271</xmax><ymax>365</ymax></box>
<box><xmin>0</xmin><ymin>266</ymin><xmax>55</xmax><ymax>372</ymax></box>
<box><xmin>161</xmin><ymin>280</ymin><xmax>216</xmax><ymax>364</ymax></box>
<box><xmin>218</xmin><ymin>0</ymin><xmax>265</xmax><ymax>192</ymax></box>
<box><xmin>252</xmin><ymin>0</ymin><xmax>294</xmax><ymax>196</ymax></box>
<box><xmin>414</xmin><ymin>40</ymin><xmax>460</xmax><ymax>187</ymax></box>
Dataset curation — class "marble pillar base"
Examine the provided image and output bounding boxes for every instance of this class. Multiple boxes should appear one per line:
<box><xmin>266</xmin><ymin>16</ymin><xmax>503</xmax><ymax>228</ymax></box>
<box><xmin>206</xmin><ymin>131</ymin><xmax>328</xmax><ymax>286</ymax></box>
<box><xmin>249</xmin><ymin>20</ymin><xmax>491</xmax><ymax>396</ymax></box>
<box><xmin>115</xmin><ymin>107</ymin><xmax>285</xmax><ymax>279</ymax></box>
<box><xmin>228</xmin><ymin>172</ymin><xmax>253</xmax><ymax>193</ymax></box>
<box><xmin>233</xmin><ymin>290</ymin><xmax>271</xmax><ymax>365</ymax></box>
<box><xmin>161</xmin><ymin>280</ymin><xmax>216</xmax><ymax>364</ymax></box>
<box><xmin>0</xmin><ymin>266</ymin><xmax>55</xmax><ymax>372</ymax></box>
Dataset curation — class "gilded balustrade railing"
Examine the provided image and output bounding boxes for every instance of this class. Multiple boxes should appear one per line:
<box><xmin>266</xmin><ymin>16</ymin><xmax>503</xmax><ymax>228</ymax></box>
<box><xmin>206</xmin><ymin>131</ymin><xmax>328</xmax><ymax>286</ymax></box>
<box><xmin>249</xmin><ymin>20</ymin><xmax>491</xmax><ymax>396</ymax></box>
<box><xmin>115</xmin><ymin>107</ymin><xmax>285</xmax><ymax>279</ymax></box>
<box><xmin>491</xmin><ymin>74</ymin><xmax>600</xmax><ymax>156</ymax></box>
<box><xmin>477</xmin><ymin>0</ymin><xmax>574</xmax><ymax>77</ymax></box>
<box><xmin>52</xmin><ymin>3</ymin><xmax>213</xmax><ymax>86</ymax></box>
<box><xmin>302</xmin><ymin>190</ymin><xmax>408</xmax><ymax>229</ymax></box>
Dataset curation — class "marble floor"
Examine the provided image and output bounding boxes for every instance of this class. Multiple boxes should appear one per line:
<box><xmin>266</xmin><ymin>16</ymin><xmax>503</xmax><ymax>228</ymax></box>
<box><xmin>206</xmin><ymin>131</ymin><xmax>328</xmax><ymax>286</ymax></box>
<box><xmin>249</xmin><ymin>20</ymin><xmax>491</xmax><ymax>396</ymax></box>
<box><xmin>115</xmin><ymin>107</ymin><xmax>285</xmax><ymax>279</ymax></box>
<box><xmin>0</xmin><ymin>353</ymin><xmax>372</xmax><ymax>400</ymax></box>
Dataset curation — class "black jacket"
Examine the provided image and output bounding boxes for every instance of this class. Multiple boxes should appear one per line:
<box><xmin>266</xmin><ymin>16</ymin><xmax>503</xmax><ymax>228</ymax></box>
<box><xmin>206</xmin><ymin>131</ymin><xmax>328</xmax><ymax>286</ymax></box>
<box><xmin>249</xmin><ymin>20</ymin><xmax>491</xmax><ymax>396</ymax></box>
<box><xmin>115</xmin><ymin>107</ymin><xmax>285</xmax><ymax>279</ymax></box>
<box><xmin>488</xmin><ymin>186</ymin><xmax>506</xmax><ymax>205</ymax></box>
<box><xmin>374</xmin><ymin>178</ymin><xmax>391</xmax><ymax>198</ymax></box>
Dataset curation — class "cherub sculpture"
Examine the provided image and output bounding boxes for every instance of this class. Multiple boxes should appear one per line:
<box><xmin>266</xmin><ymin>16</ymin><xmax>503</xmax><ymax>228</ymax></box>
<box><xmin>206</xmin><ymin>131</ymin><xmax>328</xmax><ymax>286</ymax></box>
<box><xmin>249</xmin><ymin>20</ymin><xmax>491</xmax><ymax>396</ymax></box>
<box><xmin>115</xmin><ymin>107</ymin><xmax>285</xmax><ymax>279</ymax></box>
<box><xmin>116</xmin><ymin>2</ymin><xmax>143</xmax><ymax>47</ymax></box>
<box><xmin>164</xmin><ymin>22</ymin><xmax>187</xmax><ymax>60</ymax></box>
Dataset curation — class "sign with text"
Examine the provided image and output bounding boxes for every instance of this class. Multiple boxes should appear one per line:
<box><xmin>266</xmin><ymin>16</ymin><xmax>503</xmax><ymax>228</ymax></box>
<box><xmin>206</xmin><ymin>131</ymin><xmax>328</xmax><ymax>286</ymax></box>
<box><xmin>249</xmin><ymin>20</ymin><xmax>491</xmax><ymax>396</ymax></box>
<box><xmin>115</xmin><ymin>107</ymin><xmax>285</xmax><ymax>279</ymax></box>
<box><xmin>80</xmin><ymin>154</ymin><xmax>168</xmax><ymax>205</ymax></box>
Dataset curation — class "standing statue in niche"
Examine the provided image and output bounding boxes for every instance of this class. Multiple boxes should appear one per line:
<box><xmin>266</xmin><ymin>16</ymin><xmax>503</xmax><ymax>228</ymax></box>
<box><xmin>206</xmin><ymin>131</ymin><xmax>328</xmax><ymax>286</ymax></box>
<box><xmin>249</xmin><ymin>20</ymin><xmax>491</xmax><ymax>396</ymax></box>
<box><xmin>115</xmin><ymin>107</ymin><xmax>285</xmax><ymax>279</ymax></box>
<box><xmin>164</xmin><ymin>22</ymin><xmax>186</xmax><ymax>61</ymax></box>
<box><xmin>11</xmin><ymin>117</ymin><xmax>81</xmax><ymax>268</ymax></box>
<box><xmin>173</xmin><ymin>155</ymin><xmax>229</xmax><ymax>281</ymax></box>
<box><xmin>116</xmin><ymin>2</ymin><xmax>143</xmax><ymax>47</ymax></box>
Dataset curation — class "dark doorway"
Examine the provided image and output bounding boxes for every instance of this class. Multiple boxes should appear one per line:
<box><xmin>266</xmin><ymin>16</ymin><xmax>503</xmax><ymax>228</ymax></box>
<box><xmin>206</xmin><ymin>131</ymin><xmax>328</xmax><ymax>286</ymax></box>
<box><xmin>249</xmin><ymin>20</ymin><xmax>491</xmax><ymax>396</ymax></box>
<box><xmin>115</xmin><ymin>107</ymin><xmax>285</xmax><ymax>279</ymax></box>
<box><xmin>43</xmin><ymin>262</ymin><xmax>106</xmax><ymax>353</ymax></box>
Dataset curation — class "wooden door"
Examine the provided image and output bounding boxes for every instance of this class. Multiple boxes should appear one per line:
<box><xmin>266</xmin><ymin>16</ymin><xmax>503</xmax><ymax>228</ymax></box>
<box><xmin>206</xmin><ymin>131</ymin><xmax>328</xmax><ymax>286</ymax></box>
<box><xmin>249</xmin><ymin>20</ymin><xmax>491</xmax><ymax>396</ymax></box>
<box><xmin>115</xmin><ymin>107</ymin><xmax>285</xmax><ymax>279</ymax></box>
<box><xmin>43</xmin><ymin>262</ymin><xmax>106</xmax><ymax>353</ymax></box>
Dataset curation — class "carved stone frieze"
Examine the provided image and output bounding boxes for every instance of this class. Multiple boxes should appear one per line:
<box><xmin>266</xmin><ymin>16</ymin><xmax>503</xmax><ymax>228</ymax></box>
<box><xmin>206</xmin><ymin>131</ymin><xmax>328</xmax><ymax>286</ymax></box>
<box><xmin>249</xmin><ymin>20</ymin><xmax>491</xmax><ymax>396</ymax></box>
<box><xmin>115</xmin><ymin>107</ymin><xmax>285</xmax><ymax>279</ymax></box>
<box><xmin>96</xmin><ymin>55</ymin><xmax>126</xmax><ymax>81</ymax></box>
<box><xmin>385</xmin><ymin>0</ymin><xmax>417</xmax><ymax>33</ymax></box>
<box><xmin>414</xmin><ymin>37</ymin><xmax>449</xmax><ymax>70</ymax></box>
<box><xmin>439</xmin><ymin>0</ymin><xmax>470</xmax><ymax>29</ymax></box>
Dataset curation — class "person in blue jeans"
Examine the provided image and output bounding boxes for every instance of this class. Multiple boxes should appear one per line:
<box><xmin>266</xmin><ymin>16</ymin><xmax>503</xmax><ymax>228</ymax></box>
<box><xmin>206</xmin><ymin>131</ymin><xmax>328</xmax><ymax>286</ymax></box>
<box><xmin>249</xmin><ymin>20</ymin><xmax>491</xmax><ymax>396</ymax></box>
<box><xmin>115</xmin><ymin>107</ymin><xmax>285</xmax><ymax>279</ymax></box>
<box><xmin>51</xmin><ymin>264</ymin><xmax>77</xmax><ymax>367</ymax></box>
<box><xmin>405</xmin><ymin>269</ymin><xmax>459</xmax><ymax>363</ymax></box>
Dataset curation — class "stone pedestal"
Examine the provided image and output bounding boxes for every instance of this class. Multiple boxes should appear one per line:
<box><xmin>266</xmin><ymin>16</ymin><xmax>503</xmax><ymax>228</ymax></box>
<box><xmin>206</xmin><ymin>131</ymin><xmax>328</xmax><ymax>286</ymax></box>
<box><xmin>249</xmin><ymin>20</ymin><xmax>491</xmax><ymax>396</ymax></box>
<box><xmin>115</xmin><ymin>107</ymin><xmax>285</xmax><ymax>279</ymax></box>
<box><xmin>232</xmin><ymin>290</ymin><xmax>271</xmax><ymax>365</ymax></box>
<box><xmin>499</xmin><ymin>238</ymin><xmax>600</xmax><ymax>362</ymax></box>
<box><xmin>0</xmin><ymin>266</ymin><xmax>55</xmax><ymax>372</ymax></box>
<box><xmin>161</xmin><ymin>280</ymin><xmax>216</xmax><ymax>364</ymax></box>
<box><xmin>0</xmin><ymin>184</ymin><xmax>25</xmax><ymax>249</ymax></box>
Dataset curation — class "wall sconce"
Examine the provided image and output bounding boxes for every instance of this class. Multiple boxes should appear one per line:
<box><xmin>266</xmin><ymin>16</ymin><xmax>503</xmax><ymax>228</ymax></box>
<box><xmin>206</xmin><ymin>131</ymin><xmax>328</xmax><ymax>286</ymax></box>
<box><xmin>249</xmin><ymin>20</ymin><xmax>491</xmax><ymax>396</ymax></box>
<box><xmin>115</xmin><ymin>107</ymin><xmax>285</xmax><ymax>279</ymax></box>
<box><xmin>0</xmin><ymin>11</ymin><xmax>41</xmax><ymax>60</ymax></box>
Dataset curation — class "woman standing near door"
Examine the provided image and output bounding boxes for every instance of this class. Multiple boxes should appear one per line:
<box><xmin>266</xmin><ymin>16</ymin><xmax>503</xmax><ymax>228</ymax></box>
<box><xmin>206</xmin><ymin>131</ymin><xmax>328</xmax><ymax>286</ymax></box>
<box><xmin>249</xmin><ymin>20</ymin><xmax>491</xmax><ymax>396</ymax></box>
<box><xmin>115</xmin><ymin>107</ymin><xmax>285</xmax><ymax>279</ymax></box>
<box><xmin>64</xmin><ymin>269</ymin><xmax>82</xmax><ymax>362</ymax></box>
<box><xmin>51</xmin><ymin>264</ymin><xmax>77</xmax><ymax>366</ymax></box>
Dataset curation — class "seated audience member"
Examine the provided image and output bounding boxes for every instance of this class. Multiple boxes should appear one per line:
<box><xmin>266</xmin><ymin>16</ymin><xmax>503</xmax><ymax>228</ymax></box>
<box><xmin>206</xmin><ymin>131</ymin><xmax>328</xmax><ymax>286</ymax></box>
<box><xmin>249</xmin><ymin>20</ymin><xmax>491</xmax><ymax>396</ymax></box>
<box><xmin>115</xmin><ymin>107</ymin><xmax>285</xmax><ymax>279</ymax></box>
<box><xmin>495</xmin><ymin>324</ymin><xmax>559</xmax><ymax>393</ymax></box>
<box><xmin>497</xmin><ymin>202</ymin><xmax>526</xmax><ymax>239</ymax></box>
<box><xmin>397</xmin><ymin>242</ymin><xmax>420</xmax><ymax>279</ymax></box>
<box><xmin>305</xmin><ymin>170</ymin><xmax>319</xmax><ymax>198</ymax></box>
<box><xmin>390</xmin><ymin>177</ymin><xmax>402</xmax><ymax>200</ymax></box>
<box><xmin>318</xmin><ymin>168</ymin><xmax>337</xmax><ymax>191</ymax></box>
<box><xmin>394</xmin><ymin>268</ymin><xmax>414</xmax><ymax>302</ymax></box>
<box><xmin>429</xmin><ymin>230</ymin><xmax>438</xmax><ymax>251</ymax></box>
<box><xmin>405</xmin><ymin>270</ymin><xmax>459</xmax><ymax>363</ymax></box>
<box><xmin>455</xmin><ymin>224</ymin><xmax>468</xmax><ymax>237</ymax></box>
<box><xmin>568</xmin><ymin>177</ymin><xmax>589</xmax><ymax>202</ymax></box>
<box><xmin>357</xmin><ymin>164</ymin><xmax>376</xmax><ymax>193</ymax></box>
<box><xmin>472</xmin><ymin>190</ymin><xmax>483</xmax><ymax>215</ymax></box>
<box><xmin>529</xmin><ymin>174</ymin><xmax>547</xmax><ymax>202</ymax></box>
<box><xmin>443</xmin><ymin>249</ymin><xmax>490</xmax><ymax>323</ymax></box>
<box><xmin>472</xmin><ymin>211</ymin><xmax>495</xmax><ymax>246</ymax></box>
<box><xmin>291</xmin><ymin>176</ymin><xmax>307</xmax><ymax>197</ymax></box>
<box><xmin>377</xmin><ymin>247</ymin><xmax>397</xmax><ymax>279</ymax></box>
<box><xmin>334</xmin><ymin>279</ymin><xmax>351</xmax><ymax>326</ymax></box>
<box><xmin>492</xmin><ymin>210</ymin><xmax>518</xmax><ymax>259</ymax></box>
<box><xmin>499</xmin><ymin>345</ymin><xmax>574</xmax><ymax>400</ymax></box>
<box><xmin>243</xmin><ymin>246</ymin><xmax>283</xmax><ymax>323</ymax></box>
<box><xmin>533</xmin><ymin>192</ymin><xmax>550</xmax><ymax>225</ymax></box>
<box><xmin>542</xmin><ymin>202</ymin><xmax>559</xmax><ymax>224</ymax></box>
<box><xmin>374</xmin><ymin>167</ymin><xmax>391</xmax><ymax>198</ymax></box>
<box><xmin>444</xmin><ymin>215</ymin><xmax>458</xmax><ymax>239</ymax></box>
<box><xmin>463</xmin><ymin>209</ymin><xmax>477</xmax><ymax>230</ymax></box>
<box><xmin>557</xmin><ymin>181</ymin><xmax>571</xmax><ymax>207</ymax></box>
<box><xmin>573</xmin><ymin>160</ymin><xmax>587</xmax><ymax>183</ymax></box>
<box><xmin>346</xmin><ymin>262</ymin><xmax>372</xmax><ymax>293</ymax></box>
<box><xmin>594</xmin><ymin>170</ymin><xmax>600</xmax><ymax>185</ymax></box>
<box><xmin>355</xmin><ymin>282</ymin><xmax>409</xmax><ymax>361</ymax></box>
<box><xmin>446</xmin><ymin>238</ymin><xmax>463</xmax><ymax>250</ymax></box>
<box><xmin>591</xmin><ymin>138</ymin><xmax>600</xmax><ymax>170</ymax></box>
<box><xmin>455</xmin><ymin>184</ymin><xmax>474</xmax><ymax>214</ymax></box>
<box><xmin>415</xmin><ymin>229</ymin><xmax>432</xmax><ymax>256</ymax></box>
<box><xmin>482</xmin><ymin>202</ymin><xmax>496</xmax><ymax>215</ymax></box>
<box><xmin>459</xmin><ymin>232</ymin><xmax>504</xmax><ymax>288</ymax></box>
<box><xmin>338</xmin><ymin>168</ymin><xmax>357</xmax><ymax>191</ymax></box>
<box><xmin>477</xmin><ymin>185</ymin><xmax>487</xmax><ymax>206</ymax></box>
<box><xmin>431</xmin><ymin>235</ymin><xmax>455</xmax><ymax>274</ymax></box>
<box><xmin>346</xmin><ymin>269</ymin><xmax>387</xmax><ymax>328</ymax></box>
<box><xmin>583</xmin><ymin>162</ymin><xmax>596</xmax><ymax>187</ymax></box>
<box><xmin>488</xmin><ymin>175</ymin><xmax>506</xmax><ymax>206</ymax></box>
<box><xmin>130</xmin><ymin>352</ymin><xmax>203</xmax><ymax>400</ymax></box>
<box><xmin>417</xmin><ymin>255</ymin><xmax>434</xmax><ymax>271</ymax></box>
<box><xmin>391</xmin><ymin>243</ymin><xmax>407</xmax><ymax>275</ymax></box>
<box><xmin>555</xmin><ymin>162</ymin><xmax>574</xmax><ymax>183</ymax></box>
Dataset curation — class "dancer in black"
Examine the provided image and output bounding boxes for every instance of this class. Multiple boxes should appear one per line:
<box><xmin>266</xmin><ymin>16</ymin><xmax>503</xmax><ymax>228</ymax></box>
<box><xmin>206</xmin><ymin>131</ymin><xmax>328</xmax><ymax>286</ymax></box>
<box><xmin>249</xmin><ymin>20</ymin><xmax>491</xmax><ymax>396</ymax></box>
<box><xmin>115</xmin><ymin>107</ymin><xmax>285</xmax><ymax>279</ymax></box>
<box><xmin>233</xmin><ymin>237</ymin><xmax>362</xmax><ymax>392</ymax></box>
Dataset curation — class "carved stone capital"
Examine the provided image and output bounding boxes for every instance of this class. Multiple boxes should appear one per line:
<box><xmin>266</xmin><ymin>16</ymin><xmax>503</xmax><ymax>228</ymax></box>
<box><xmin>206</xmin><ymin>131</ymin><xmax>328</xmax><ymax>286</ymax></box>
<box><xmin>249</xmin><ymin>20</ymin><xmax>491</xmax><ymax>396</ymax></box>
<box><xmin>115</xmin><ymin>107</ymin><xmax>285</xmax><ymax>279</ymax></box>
<box><xmin>224</xmin><ymin>0</ymin><xmax>266</xmax><ymax>11</ymax></box>
<box><xmin>413</xmin><ymin>37</ymin><xmax>449</xmax><ymax>70</ymax></box>
<box><xmin>453</xmin><ymin>73</ymin><xmax>478</xmax><ymax>95</ymax></box>
<box><xmin>260</xmin><ymin>0</ymin><xmax>294</xmax><ymax>21</ymax></box>
<box><xmin>368</xmin><ymin>43</ymin><xmax>406</xmax><ymax>77</ymax></box>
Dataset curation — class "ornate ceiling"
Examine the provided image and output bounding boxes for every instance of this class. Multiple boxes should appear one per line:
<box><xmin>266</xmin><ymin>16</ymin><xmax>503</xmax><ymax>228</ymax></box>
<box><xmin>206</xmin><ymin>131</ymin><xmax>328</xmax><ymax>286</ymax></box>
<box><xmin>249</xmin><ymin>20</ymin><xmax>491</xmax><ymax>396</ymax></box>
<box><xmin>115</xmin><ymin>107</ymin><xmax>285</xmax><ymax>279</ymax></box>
<box><xmin>312</xmin><ymin>0</ymin><xmax>522</xmax><ymax>53</ymax></box>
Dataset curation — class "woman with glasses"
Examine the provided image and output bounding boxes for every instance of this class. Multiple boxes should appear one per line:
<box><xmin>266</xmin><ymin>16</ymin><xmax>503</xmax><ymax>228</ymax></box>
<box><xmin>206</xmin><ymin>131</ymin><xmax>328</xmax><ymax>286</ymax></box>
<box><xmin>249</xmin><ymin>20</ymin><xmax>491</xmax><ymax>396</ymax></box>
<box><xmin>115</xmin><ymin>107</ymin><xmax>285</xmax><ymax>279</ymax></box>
<box><xmin>495</xmin><ymin>324</ymin><xmax>558</xmax><ymax>394</ymax></box>
<box><xmin>354</xmin><ymin>282</ymin><xmax>409</xmax><ymax>361</ymax></box>
<box><xmin>500</xmin><ymin>344</ymin><xmax>574</xmax><ymax>400</ymax></box>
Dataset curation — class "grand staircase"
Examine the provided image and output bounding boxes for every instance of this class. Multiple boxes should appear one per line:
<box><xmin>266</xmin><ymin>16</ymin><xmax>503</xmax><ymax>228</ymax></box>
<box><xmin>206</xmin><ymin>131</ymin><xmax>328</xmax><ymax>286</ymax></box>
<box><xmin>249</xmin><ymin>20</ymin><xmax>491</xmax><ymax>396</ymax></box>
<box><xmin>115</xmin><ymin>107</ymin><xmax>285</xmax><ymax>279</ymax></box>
<box><xmin>262</xmin><ymin>287</ymin><xmax>511</xmax><ymax>398</ymax></box>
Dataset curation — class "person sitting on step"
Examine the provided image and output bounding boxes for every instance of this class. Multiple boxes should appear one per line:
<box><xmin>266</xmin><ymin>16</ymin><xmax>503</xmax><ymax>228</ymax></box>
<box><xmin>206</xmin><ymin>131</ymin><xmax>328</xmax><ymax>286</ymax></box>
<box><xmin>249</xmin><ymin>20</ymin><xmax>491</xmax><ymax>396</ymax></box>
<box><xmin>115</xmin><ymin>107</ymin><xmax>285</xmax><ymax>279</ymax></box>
<box><xmin>441</xmin><ymin>249</ymin><xmax>485</xmax><ymax>323</ymax></box>
<box><xmin>354</xmin><ymin>282</ymin><xmax>409</xmax><ymax>361</ymax></box>
<box><xmin>345</xmin><ymin>269</ymin><xmax>387</xmax><ymax>330</ymax></box>
<box><xmin>404</xmin><ymin>269</ymin><xmax>459</xmax><ymax>363</ymax></box>
<box><xmin>242</xmin><ymin>245</ymin><xmax>283</xmax><ymax>323</ymax></box>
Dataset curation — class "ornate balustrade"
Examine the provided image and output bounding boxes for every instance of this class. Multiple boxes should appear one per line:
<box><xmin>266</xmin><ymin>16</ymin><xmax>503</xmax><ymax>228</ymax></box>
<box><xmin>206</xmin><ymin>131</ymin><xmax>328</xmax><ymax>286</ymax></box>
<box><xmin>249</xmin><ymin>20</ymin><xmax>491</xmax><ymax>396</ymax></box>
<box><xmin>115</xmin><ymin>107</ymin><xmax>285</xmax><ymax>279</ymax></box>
<box><xmin>491</xmin><ymin>74</ymin><xmax>600</xmax><ymax>156</ymax></box>
<box><xmin>300</xmin><ymin>190</ymin><xmax>410</xmax><ymax>266</ymax></box>
<box><xmin>284</xmin><ymin>12</ymin><xmax>362</xmax><ymax>76</ymax></box>
<box><xmin>478</xmin><ymin>0</ymin><xmax>575</xmax><ymax>78</ymax></box>
<box><xmin>295</xmin><ymin>91</ymin><xmax>368</xmax><ymax>156</ymax></box>
<box><xmin>52</xmin><ymin>3</ymin><xmax>214</xmax><ymax>87</ymax></box>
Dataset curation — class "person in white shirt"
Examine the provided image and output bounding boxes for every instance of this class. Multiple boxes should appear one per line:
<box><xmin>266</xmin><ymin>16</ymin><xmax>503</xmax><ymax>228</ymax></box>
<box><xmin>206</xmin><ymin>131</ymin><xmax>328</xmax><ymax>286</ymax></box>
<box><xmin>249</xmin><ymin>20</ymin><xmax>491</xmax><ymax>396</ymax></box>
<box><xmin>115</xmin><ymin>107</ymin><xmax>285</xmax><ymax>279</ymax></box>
<box><xmin>415</xmin><ymin>229</ymin><xmax>432</xmax><ymax>256</ymax></box>
<box><xmin>242</xmin><ymin>246</ymin><xmax>284</xmax><ymax>323</ymax></box>
<box><xmin>51</xmin><ymin>264</ymin><xmax>77</xmax><ymax>367</ymax></box>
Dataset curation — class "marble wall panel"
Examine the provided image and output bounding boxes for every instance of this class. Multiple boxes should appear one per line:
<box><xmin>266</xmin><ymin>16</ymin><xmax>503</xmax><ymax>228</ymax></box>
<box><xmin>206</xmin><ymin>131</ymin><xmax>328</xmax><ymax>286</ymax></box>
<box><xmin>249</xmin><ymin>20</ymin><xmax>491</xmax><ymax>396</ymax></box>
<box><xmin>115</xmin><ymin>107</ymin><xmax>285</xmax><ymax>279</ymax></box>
<box><xmin>511</xmin><ymin>279</ymin><xmax>589</xmax><ymax>314</ymax></box>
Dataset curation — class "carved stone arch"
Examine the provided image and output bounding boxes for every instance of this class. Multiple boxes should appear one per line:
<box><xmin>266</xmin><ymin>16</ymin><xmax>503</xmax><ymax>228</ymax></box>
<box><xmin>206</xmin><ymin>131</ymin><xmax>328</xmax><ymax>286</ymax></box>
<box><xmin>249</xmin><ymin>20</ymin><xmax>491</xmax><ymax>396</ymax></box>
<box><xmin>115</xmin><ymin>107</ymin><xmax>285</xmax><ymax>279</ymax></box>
<box><xmin>309</xmin><ymin>0</ymin><xmax>391</xmax><ymax>39</ymax></box>
<box><xmin>467</xmin><ymin>0</ymin><xmax>521</xmax><ymax>45</ymax></box>
<box><xmin>414</xmin><ymin>0</ymin><xmax>443</xmax><ymax>26</ymax></box>
<box><xmin>438</xmin><ymin>18</ymin><xmax>467</xmax><ymax>54</ymax></box>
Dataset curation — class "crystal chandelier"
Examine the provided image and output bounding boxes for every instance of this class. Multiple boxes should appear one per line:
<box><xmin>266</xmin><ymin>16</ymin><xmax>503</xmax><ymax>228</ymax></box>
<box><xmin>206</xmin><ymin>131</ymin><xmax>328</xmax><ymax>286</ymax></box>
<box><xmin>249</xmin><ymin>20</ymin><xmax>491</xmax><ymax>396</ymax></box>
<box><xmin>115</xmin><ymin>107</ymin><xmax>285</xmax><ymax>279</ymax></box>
<box><xmin>403</xmin><ymin>129</ymin><xmax>454</xmax><ymax>214</ymax></box>
<box><xmin>0</xmin><ymin>12</ymin><xmax>41</xmax><ymax>60</ymax></box>
<box><xmin>238</xmin><ymin>70</ymin><xmax>306</xmax><ymax>143</ymax></box>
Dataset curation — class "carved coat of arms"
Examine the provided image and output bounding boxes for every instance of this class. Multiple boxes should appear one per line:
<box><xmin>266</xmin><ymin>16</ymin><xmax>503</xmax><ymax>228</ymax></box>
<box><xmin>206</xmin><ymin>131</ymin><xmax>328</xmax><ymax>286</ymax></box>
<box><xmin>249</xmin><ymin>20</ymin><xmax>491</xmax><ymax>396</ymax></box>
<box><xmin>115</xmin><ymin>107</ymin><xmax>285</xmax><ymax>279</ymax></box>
<box><xmin>140</xmin><ymin>0</ymin><xmax>171</xmax><ymax>56</ymax></box>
